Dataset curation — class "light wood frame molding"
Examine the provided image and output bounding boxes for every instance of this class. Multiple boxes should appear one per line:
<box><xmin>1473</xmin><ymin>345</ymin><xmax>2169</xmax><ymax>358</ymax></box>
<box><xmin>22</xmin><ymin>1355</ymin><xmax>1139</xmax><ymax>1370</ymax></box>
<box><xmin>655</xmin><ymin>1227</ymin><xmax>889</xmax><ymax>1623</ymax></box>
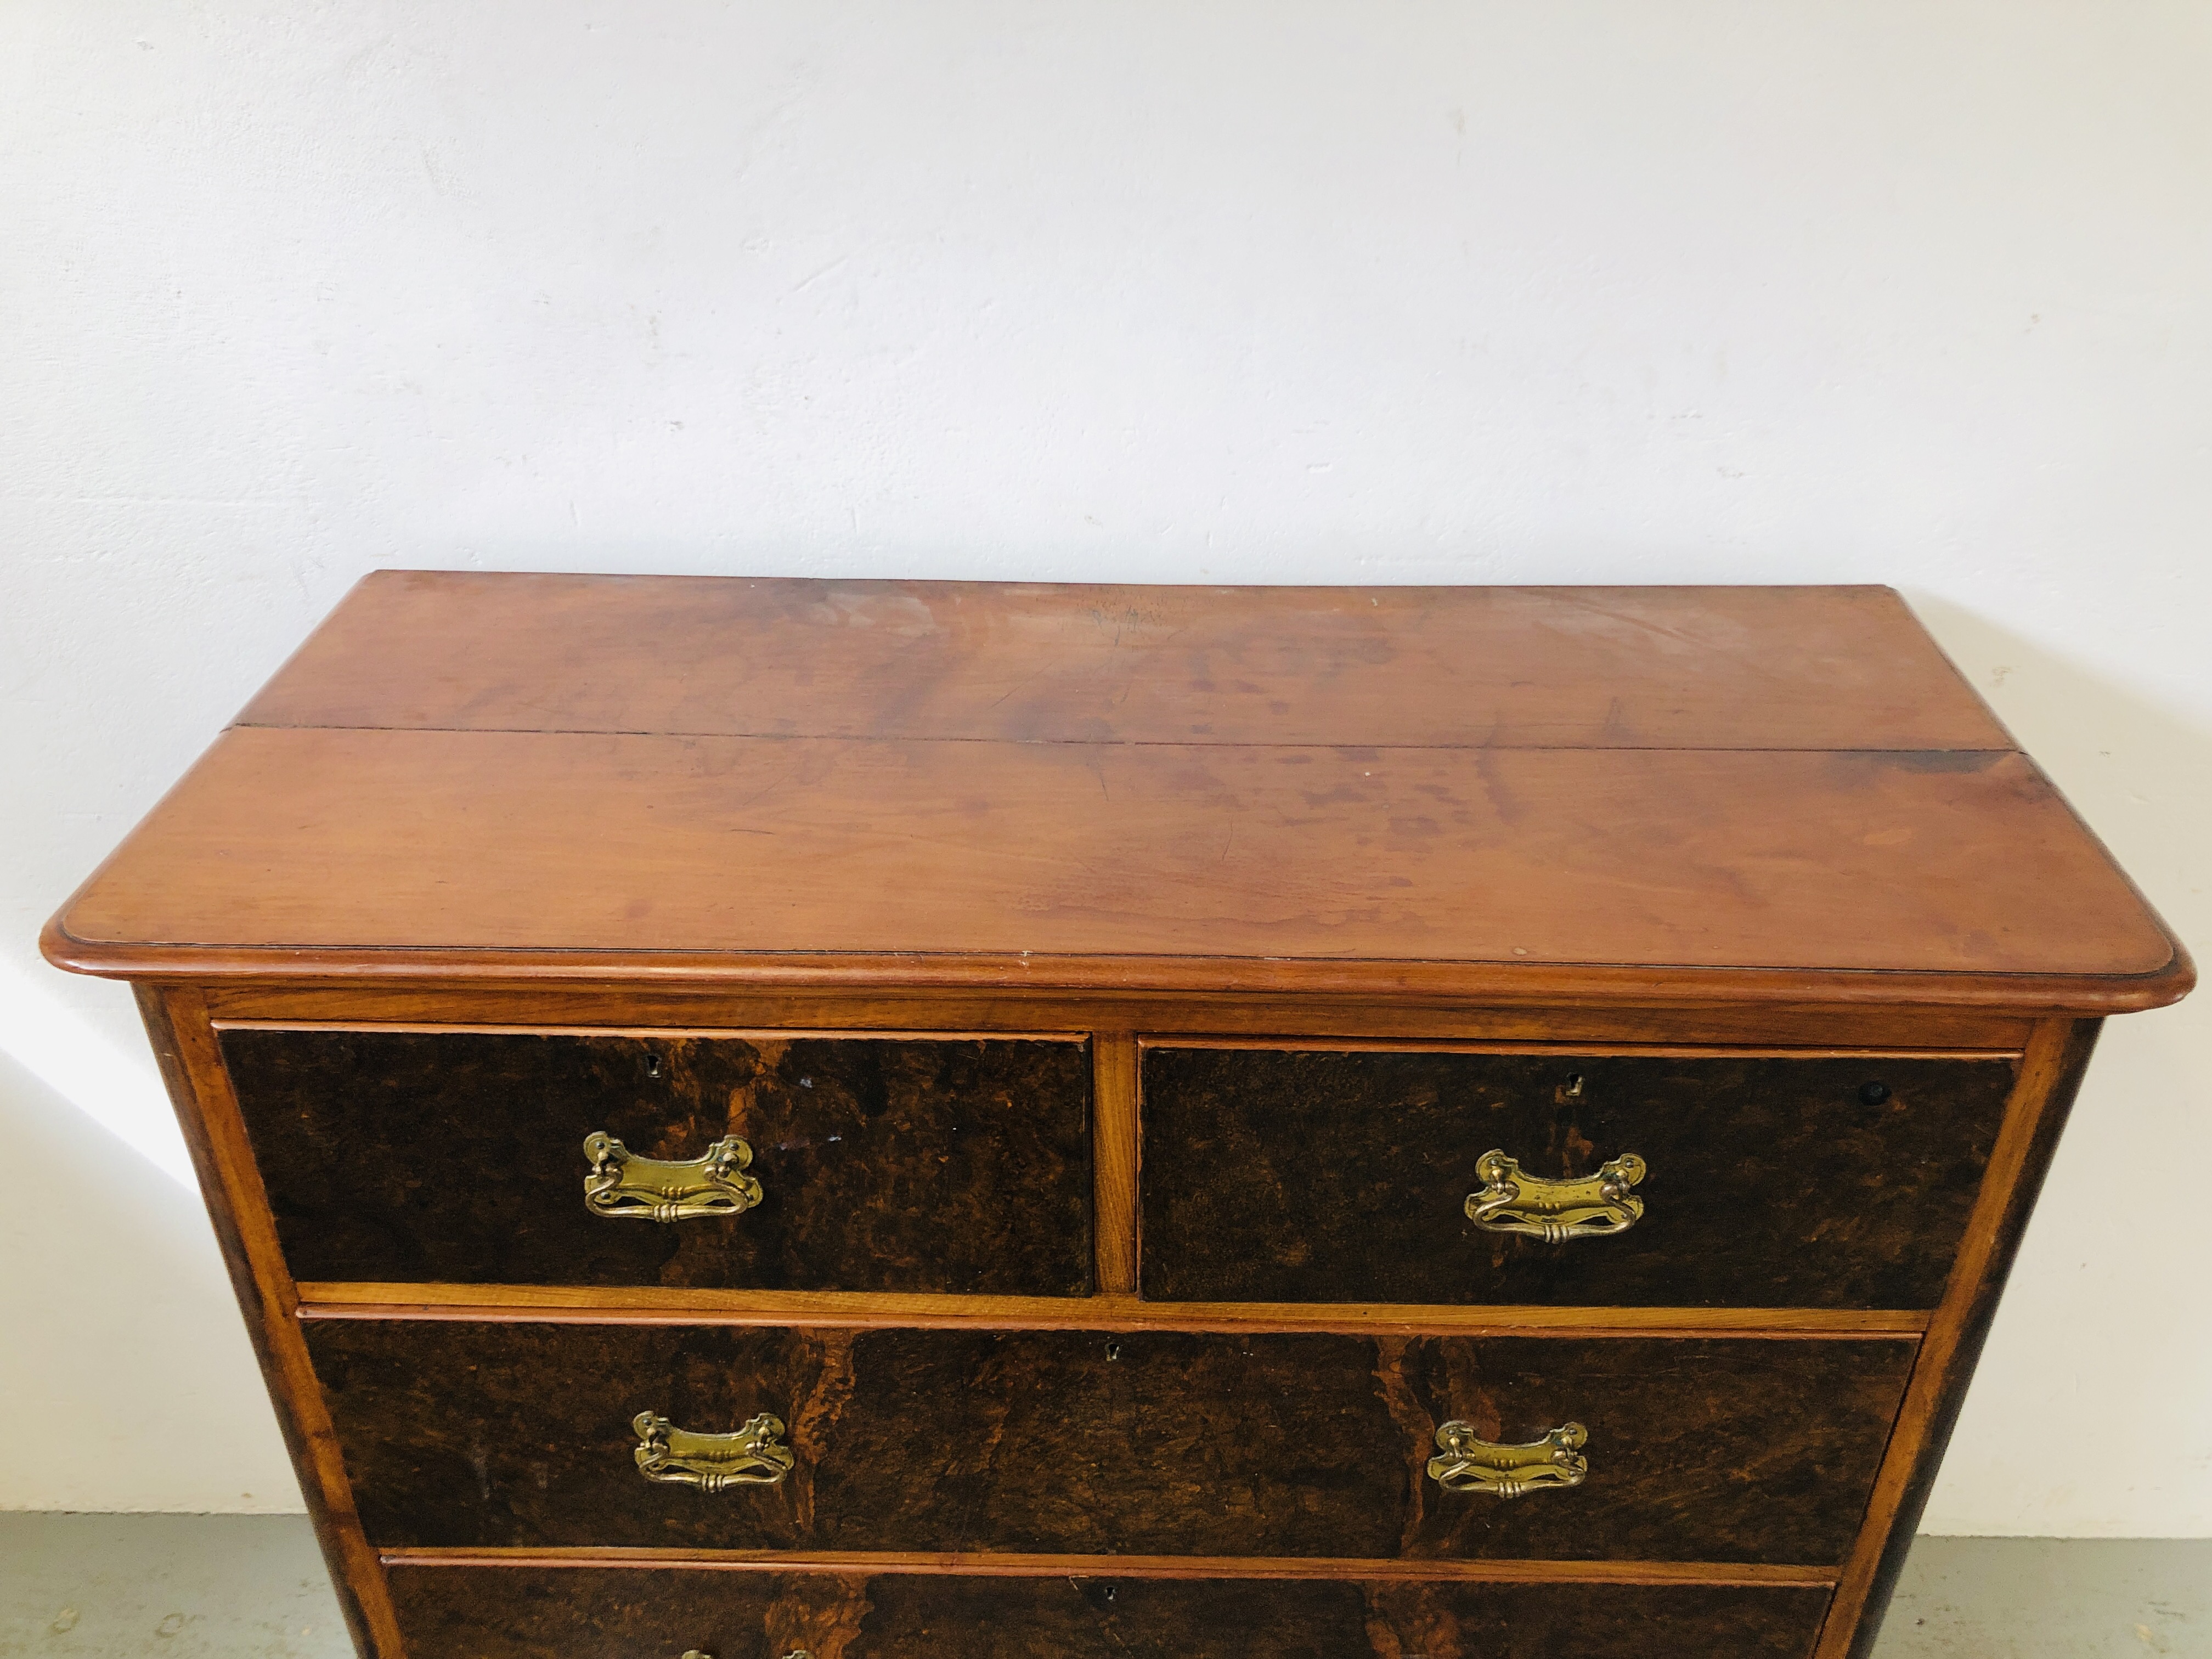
<box><xmin>1810</xmin><ymin>1016</ymin><xmax>2101</xmax><ymax>1659</ymax></box>
<box><xmin>139</xmin><ymin>984</ymin><xmax>408</xmax><ymax>1658</ymax></box>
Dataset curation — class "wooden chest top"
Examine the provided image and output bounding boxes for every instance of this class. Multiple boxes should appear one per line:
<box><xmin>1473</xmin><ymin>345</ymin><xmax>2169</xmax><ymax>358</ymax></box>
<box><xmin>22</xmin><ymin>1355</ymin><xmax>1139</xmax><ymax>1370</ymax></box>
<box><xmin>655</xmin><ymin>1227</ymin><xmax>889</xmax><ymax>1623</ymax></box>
<box><xmin>44</xmin><ymin>573</ymin><xmax>2188</xmax><ymax>1011</ymax></box>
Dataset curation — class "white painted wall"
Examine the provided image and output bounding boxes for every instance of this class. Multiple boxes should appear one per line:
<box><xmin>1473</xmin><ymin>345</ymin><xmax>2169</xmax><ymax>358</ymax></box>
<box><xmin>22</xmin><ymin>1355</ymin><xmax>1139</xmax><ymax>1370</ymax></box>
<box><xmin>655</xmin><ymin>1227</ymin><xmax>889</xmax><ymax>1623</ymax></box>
<box><xmin>3</xmin><ymin>1</ymin><xmax>2207</xmax><ymax>1534</ymax></box>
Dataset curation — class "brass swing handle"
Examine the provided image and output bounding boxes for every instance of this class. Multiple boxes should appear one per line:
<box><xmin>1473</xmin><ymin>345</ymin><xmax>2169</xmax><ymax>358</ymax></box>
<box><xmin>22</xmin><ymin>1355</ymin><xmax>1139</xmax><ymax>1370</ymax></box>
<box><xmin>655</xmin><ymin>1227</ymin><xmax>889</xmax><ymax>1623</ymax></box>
<box><xmin>1464</xmin><ymin>1150</ymin><xmax>1646</xmax><ymax>1242</ymax></box>
<box><xmin>585</xmin><ymin>1132</ymin><xmax>763</xmax><ymax>1222</ymax></box>
<box><xmin>633</xmin><ymin>1410</ymin><xmax>794</xmax><ymax>1491</ymax></box>
<box><xmin>1427</xmin><ymin>1420</ymin><xmax>1589</xmax><ymax>1497</ymax></box>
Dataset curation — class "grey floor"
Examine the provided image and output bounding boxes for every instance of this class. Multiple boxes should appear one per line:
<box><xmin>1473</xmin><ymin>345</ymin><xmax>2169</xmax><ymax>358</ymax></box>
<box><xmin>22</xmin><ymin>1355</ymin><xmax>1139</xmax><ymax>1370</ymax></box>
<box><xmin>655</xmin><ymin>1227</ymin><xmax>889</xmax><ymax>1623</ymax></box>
<box><xmin>0</xmin><ymin>1516</ymin><xmax>2204</xmax><ymax>1656</ymax></box>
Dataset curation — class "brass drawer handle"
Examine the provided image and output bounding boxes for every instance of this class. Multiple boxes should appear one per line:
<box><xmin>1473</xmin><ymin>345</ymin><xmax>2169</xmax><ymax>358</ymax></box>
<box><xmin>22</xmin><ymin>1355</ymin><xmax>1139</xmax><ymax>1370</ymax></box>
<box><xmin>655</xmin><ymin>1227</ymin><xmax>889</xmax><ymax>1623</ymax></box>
<box><xmin>1464</xmin><ymin>1150</ymin><xmax>1646</xmax><ymax>1242</ymax></box>
<box><xmin>633</xmin><ymin>1410</ymin><xmax>794</xmax><ymax>1491</ymax></box>
<box><xmin>1427</xmin><ymin>1420</ymin><xmax>1589</xmax><ymax>1497</ymax></box>
<box><xmin>584</xmin><ymin>1132</ymin><xmax>763</xmax><ymax>1221</ymax></box>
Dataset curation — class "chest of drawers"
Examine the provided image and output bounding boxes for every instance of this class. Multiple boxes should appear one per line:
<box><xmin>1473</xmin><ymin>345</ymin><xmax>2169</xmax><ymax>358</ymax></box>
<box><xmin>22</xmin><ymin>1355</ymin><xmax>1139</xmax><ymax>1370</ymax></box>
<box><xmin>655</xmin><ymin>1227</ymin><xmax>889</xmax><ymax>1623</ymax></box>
<box><xmin>44</xmin><ymin>574</ymin><xmax>2190</xmax><ymax>1659</ymax></box>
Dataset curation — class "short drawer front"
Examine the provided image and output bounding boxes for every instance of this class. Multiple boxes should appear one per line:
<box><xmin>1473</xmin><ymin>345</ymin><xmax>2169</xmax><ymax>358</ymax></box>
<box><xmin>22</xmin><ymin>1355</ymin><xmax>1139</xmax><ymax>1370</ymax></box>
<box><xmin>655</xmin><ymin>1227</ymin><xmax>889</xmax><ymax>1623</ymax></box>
<box><xmin>1141</xmin><ymin>1046</ymin><xmax>2017</xmax><ymax>1307</ymax></box>
<box><xmin>310</xmin><ymin>1322</ymin><xmax>1914</xmax><ymax>1565</ymax></box>
<box><xmin>221</xmin><ymin>1029</ymin><xmax>1094</xmax><ymax>1295</ymax></box>
<box><xmin>388</xmin><ymin>1567</ymin><xmax>1832</xmax><ymax>1658</ymax></box>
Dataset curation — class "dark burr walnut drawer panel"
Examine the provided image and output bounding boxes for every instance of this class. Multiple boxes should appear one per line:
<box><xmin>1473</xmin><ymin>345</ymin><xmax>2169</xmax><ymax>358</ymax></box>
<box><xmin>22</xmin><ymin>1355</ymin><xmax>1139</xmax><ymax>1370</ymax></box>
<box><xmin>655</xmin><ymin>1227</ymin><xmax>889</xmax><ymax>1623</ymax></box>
<box><xmin>1141</xmin><ymin>1045</ymin><xmax>2018</xmax><ymax>1307</ymax></box>
<box><xmin>387</xmin><ymin>1566</ymin><xmax>1833</xmax><ymax>1658</ymax></box>
<box><xmin>308</xmin><ymin>1321</ymin><xmax>1914</xmax><ymax>1565</ymax></box>
<box><xmin>219</xmin><ymin>1028</ymin><xmax>1093</xmax><ymax>1295</ymax></box>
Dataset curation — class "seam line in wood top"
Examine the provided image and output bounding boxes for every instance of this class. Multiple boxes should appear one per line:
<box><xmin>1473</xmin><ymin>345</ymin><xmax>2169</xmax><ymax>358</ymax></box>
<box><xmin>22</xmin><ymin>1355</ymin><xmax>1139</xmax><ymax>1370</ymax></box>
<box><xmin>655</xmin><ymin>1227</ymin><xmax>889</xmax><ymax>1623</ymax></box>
<box><xmin>372</xmin><ymin>1547</ymin><xmax>1839</xmax><ymax>1587</ymax></box>
<box><xmin>292</xmin><ymin>1286</ymin><xmax>1928</xmax><ymax>1338</ymax></box>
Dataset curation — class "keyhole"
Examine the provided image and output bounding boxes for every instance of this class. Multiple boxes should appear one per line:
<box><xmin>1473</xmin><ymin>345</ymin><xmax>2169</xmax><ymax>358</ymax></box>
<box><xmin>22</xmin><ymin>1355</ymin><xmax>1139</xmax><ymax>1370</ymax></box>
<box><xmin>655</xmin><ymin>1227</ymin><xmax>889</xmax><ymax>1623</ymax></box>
<box><xmin>1556</xmin><ymin>1073</ymin><xmax>1585</xmax><ymax>1103</ymax></box>
<box><xmin>645</xmin><ymin>1053</ymin><xmax>663</xmax><ymax>1079</ymax></box>
<box><xmin>1104</xmin><ymin>1340</ymin><xmax>1122</xmax><ymax>1362</ymax></box>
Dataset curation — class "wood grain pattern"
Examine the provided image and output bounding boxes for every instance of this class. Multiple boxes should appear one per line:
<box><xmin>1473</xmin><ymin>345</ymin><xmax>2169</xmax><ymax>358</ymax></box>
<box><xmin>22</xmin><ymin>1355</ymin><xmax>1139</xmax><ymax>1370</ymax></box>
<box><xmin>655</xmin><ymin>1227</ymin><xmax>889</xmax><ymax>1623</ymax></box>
<box><xmin>47</xmin><ymin>731</ymin><xmax>2187</xmax><ymax>1009</ymax></box>
<box><xmin>241</xmin><ymin>572</ymin><xmax>2007</xmax><ymax>752</ymax></box>
<box><xmin>1142</xmin><ymin>1047</ymin><xmax>2015</xmax><ymax>1308</ymax></box>
<box><xmin>383</xmin><ymin>1564</ymin><xmax>1833</xmax><ymax>1658</ymax></box>
<box><xmin>1813</xmin><ymin>1018</ymin><xmax>2102</xmax><ymax>1659</ymax></box>
<box><xmin>1091</xmin><ymin>1032</ymin><xmax>1138</xmax><ymax>1294</ymax></box>
<box><xmin>135</xmin><ymin>989</ymin><xmax>405</xmax><ymax>1659</ymax></box>
<box><xmin>379</xmin><ymin>1548</ymin><xmax>1835</xmax><ymax>1584</ymax></box>
<box><xmin>220</xmin><ymin>1028</ymin><xmax>1093</xmax><ymax>1294</ymax></box>
<box><xmin>196</xmin><ymin>983</ymin><xmax>2045</xmax><ymax>1051</ymax></box>
<box><xmin>39</xmin><ymin>579</ymin><xmax>2191</xmax><ymax>1659</ymax></box>
<box><xmin>295</xmin><ymin>1283</ymin><xmax>1929</xmax><ymax>1336</ymax></box>
<box><xmin>304</xmin><ymin>1324</ymin><xmax>1912</xmax><ymax>1565</ymax></box>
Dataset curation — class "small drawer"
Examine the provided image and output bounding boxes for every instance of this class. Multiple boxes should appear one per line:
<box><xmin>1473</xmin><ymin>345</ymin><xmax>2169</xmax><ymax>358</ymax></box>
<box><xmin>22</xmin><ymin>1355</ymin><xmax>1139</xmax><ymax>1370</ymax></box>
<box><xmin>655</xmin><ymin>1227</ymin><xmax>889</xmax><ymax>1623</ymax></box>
<box><xmin>388</xmin><ymin>1566</ymin><xmax>1833</xmax><ymax>1658</ymax></box>
<box><xmin>1139</xmin><ymin>1045</ymin><xmax>2018</xmax><ymax>1307</ymax></box>
<box><xmin>309</xmin><ymin>1322</ymin><xmax>1914</xmax><ymax>1565</ymax></box>
<box><xmin>220</xmin><ymin>1028</ymin><xmax>1094</xmax><ymax>1295</ymax></box>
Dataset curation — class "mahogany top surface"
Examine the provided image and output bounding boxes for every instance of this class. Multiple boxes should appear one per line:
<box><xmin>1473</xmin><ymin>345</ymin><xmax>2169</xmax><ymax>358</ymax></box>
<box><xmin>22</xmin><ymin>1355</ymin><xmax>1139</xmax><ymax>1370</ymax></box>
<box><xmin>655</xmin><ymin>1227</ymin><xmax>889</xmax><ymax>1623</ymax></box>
<box><xmin>46</xmin><ymin>573</ymin><xmax>2190</xmax><ymax>1010</ymax></box>
<box><xmin>239</xmin><ymin>572</ymin><xmax>2010</xmax><ymax>751</ymax></box>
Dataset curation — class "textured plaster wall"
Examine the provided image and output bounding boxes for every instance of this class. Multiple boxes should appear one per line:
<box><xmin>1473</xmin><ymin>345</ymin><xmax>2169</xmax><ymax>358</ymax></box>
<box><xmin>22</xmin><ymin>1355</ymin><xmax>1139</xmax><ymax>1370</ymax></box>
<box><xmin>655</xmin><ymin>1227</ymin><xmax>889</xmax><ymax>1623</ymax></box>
<box><xmin>3</xmin><ymin>2</ymin><xmax>2208</xmax><ymax>1532</ymax></box>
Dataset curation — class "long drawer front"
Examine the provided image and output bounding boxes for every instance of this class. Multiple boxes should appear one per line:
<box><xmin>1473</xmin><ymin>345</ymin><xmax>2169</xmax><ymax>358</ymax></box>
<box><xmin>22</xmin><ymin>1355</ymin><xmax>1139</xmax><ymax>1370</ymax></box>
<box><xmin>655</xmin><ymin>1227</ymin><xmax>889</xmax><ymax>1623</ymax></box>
<box><xmin>308</xmin><ymin>1323</ymin><xmax>1914</xmax><ymax>1565</ymax></box>
<box><xmin>1141</xmin><ymin>1045</ymin><xmax>2017</xmax><ymax>1307</ymax></box>
<box><xmin>388</xmin><ymin>1567</ymin><xmax>1835</xmax><ymax>1658</ymax></box>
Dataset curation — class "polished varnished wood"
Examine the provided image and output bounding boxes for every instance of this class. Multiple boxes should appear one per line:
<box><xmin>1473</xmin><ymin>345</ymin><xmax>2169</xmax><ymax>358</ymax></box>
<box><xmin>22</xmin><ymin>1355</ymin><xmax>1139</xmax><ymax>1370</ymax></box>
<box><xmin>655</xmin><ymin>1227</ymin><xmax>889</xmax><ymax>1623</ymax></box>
<box><xmin>1815</xmin><ymin>1018</ymin><xmax>2102</xmax><ymax>1659</ymax></box>
<box><xmin>1142</xmin><ymin>1047</ymin><xmax>2016</xmax><ymax>1308</ymax></box>
<box><xmin>385</xmin><ymin>1565</ymin><xmax>1834</xmax><ymax>1658</ymax></box>
<box><xmin>296</xmin><ymin>1284</ymin><xmax>1928</xmax><ymax>1336</ymax></box>
<box><xmin>134</xmin><ymin>987</ymin><xmax>407</xmax><ymax>1657</ymax></box>
<box><xmin>304</xmin><ymin>1323</ymin><xmax>1912</xmax><ymax>1565</ymax></box>
<box><xmin>199</xmin><ymin>983</ymin><xmax>2046</xmax><ymax>1050</ymax></box>
<box><xmin>379</xmin><ymin>1549</ymin><xmax>1836</xmax><ymax>1585</ymax></box>
<box><xmin>47</xmin><ymin>732</ymin><xmax>2185</xmax><ymax>1007</ymax></box>
<box><xmin>219</xmin><ymin>1028</ymin><xmax>1092</xmax><ymax>1294</ymax></box>
<box><xmin>1090</xmin><ymin>1032</ymin><xmax>1139</xmax><ymax>1295</ymax></box>
<box><xmin>42</xmin><ymin>577</ymin><xmax>2191</xmax><ymax>1659</ymax></box>
<box><xmin>242</xmin><ymin>572</ymin><xmax>2006</xmax><ymax>752</ymax></box>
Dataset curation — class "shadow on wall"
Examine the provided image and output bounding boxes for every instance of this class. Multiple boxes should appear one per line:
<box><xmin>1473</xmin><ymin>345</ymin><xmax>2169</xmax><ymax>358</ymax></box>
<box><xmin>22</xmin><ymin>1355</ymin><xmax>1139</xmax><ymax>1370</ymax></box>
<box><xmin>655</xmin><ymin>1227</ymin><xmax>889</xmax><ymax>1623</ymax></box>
<box><xmin>1908</xmin><ymin>596</ymin><xmax>2212</xmax><ymax>1538</ymax></box>
<box><xmin>0</xmin><ymin>1048</ymin><xmax>302</xmax><ymax>1514</ymax></box>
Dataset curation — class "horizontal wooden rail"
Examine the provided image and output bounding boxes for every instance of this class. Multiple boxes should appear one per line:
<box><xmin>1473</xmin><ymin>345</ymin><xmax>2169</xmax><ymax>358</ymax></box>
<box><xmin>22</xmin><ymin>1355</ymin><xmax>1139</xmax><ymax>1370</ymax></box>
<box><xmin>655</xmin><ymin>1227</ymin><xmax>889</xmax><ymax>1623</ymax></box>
<box><xmin>297</xmin><ymin>1283</ymin><xmax>1927</xmax><ymax>1338</ymax></box>
<box><xmin>377</xmin><ymin>1545</ymin><xmax>1838</xmax><ymax>1588</ymax></box>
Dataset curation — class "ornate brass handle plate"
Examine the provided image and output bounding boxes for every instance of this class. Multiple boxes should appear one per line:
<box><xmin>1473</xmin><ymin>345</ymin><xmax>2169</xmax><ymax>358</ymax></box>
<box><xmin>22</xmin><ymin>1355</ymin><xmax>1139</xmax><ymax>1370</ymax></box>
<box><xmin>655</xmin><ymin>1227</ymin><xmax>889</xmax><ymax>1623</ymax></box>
<box><xmin>1427</xmin><ymin>1420</ymin><xmax>1589</xmax><ymax>1497</ymax></box>
<box><xmin>633</xmin><ymin>1410</ymin><xmax>794</xmax><ymax>1491</ymax></box>
<box><xmin>584</xmin><ymin>1132</ymin><xmax>763</xmax><ymax>1221</ymax></box>
<box><xmin>1464</xmin><ymin>1150</ymin><xmax>1646</xmax><ymax>1242</ymax></box>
